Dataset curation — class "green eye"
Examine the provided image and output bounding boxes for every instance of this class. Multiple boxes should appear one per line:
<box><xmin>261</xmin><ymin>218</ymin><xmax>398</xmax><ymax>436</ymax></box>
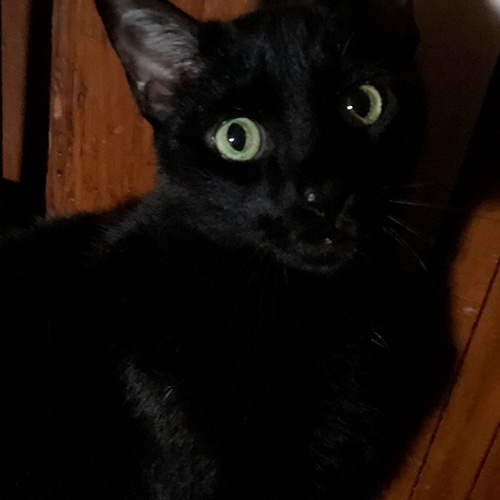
<box><xmin>213</xmin><ymin>118</ymin><xmax>263</xmax><ymax>161</ymax></box>
<box><xmin>340</xmin><ymin>84</ymin><xmax>383</xmax><ymax>127</ymax></box>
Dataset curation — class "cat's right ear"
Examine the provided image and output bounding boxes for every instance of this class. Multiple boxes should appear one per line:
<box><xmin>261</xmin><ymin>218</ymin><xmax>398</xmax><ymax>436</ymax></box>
<box><xmin>94</xmin><ymin>0</ymin><xmax>203</xmax><ymax>123</ymax></box>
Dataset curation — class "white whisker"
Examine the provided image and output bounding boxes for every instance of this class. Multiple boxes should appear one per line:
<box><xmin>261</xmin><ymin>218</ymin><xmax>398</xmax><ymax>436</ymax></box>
<box><xmin>388</xmin><ymin>200</ymin><xmax>449</xmax><ymax>209</ymax></box>
<box><xmin>387</xmin><ymin>215</ymin><xmax>434</xmax><ymax>246</ymax></box>
<box><xmin>340</xmin><ymin>31</ymin><xmax>355</xmax><ymax>58</ymax></box>
<box><xmin>382</xmin><ymin>180</ymin><xmax>452</xmax><ymax>191</ymax></box>
<box><xmin>383</xmin><ymin>225</ymin><xmax>430</xmax><ymax>277</ymax></box>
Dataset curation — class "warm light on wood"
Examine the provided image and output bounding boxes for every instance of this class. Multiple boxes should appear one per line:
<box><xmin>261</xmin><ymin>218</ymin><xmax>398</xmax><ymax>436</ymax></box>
<box><xmin>1</xmin><ymin>0</ymin><xmax>31</xmax><ymax>182</ymax></box>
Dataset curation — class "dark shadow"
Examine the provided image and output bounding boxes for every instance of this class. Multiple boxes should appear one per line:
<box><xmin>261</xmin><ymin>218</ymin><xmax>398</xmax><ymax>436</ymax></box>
<box><xmin>438</xmin><ymin>53</ymin><xmax>500</xmax><ymax>253</ymax></box>
<box><xmin>395</xmin><ymin>50</ymin><xmax>500</xmax><ymax>280</ymax></box>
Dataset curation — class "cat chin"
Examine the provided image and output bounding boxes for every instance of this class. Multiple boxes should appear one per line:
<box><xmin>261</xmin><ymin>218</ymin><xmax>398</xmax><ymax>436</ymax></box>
<box><xmin>272</xmin><ymin>243</ymin><xmax>357</xmax><ymax>276</ymax></box>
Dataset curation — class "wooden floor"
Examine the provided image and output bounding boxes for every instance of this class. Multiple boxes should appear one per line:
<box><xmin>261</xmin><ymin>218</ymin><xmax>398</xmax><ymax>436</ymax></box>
<box><xmin>382</xmin><ymin>57</ymin><xmax>500</xmax><ymax>500</ymax></box>
<box><xmin>2</xmin><ymin>1</ymin><xmax>500</xmax><ymax>499</ymax></box>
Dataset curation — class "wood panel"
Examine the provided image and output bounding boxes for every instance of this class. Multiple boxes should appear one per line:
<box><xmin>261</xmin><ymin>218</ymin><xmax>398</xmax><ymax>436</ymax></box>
<box><xmin>46</xmin><ymin>0</ymin><xmax>260</xmax><ymax>217</ymax></box>
<box><xmin>1</xmin><ymin>0</ymin><xmax>31</xmax><ymax>181</ymax></box>
<box><xmin>469</xmin><ymin>425</ymin><xmax>500</xmax><ymax>500</ymax></box>
<box><xmin>412</xmin><ymin>255</ymin><xmax>500</xmax><ymax>500</ymax></box>
<box><xmin>381</xmin><ymin>202</ymin><xmax>500</xmax><ymax>500</ymax></box>
<box><xmin>2</xmin><ymin>0</ymin><xmax>53</xmax><ymax>223</ymax></box>
<box><xmin>47</xmin><ymin>0</ymin><xmax>156</xmax><ymax>216</ymax></box>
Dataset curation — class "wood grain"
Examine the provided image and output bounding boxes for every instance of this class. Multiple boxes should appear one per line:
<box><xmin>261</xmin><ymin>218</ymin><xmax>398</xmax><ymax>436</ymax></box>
<box><xmin>469</xmin><ymin>422</ymin><xmax>500</xmax><ymax>500</ymax></box>
<box><xmin>380</xmin><ymin>200</ymin><xmax>500</xmax><ymax>500</ymax></box>
<box><xmin>202</xmin><ymin>0</ymin><xmax>261</xmax><ymax>21</ymax></box>
<box><xmin>47</xmin><ymin>0</ymin><xmax>157</xmax><ymax>216</ymax></box>
<box><xmin>410</xmin><ymin>244</ymin><xmax>500</xmax><ymax>500</ymax></box>
<box><xmin>1</xmin><ymin>0</ymin><xmax>31</xmax><ymax>181</ymax></box>
<box><xmin>45</xmin><ymin>0</ymin><xmax>262</xmax><ymax>216</ymax></box>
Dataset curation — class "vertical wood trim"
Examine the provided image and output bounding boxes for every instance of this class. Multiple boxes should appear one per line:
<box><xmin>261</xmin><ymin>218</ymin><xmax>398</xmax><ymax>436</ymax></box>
<box><xmin>1</xmin><ymin>0</ymin><xmax>31</xmax><ymax>181</ymax></box>
<box><xmin>47</xmin><ymin>0</ymin><xmax>156</xmax><ymax>216</ymax></box>
<box><xmin>46</xmin><ymin>0</ymin><xmax>263</xmax><ymax>217</ymax></box>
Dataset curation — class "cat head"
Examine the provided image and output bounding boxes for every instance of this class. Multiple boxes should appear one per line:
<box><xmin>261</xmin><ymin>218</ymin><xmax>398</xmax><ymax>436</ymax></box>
<box><xmin>95</xmin><ymin>0</ymin><xmax>426</xmax><ymax>274</ymax></box>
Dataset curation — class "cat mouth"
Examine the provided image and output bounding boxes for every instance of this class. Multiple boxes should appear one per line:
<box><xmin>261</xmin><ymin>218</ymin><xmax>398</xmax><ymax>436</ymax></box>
<box><xmin>272</xmin><ymin>234</ymin><xmax>358</xmax><ymax>275</ymax></box>
<box><xmin>257</xmin><ymin>211</ymin><xmax>361</xmax><ymax>274</ymax></box>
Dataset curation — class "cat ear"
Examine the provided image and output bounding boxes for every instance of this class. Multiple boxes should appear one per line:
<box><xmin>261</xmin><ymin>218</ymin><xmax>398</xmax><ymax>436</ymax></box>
<box><xmin>94</xmin><ymin>0</ymin><xmax>203</xmax><ymax>123</ymax></box>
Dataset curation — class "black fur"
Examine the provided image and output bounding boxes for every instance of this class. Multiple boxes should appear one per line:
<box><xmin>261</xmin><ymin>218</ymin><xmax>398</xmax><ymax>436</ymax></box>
<box><xmin>0</xmin><ymin>1</ymin><xmax>454</xmax><ymax>499</ymax></box>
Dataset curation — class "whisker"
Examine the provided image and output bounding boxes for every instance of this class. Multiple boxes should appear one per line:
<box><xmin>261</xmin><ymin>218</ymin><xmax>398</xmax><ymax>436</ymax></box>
<box><xmin>272</xmin><ymin>259</ymin><xmax>279</xmax><ymax>311</ymax></box>
<box><xmin>382</xmin><ymin>180</ymin><xmax>453</xmax><ymax>191</ymax></box>
<box><xmin>258</xmin><ymin>255</ymin><xmax>273</xmax><ymax>324</ymax></box>
<box><xmin>283</xmin><ymin>261</ymin><xmax>289</xmax><ymax>284</ymax></box>
<box><xmin>383</xmin><ymin>225</ymin><xmax>430</xmax><ymax>278</ymax></box>
<box><xmin>388</xmin><ymin>199</ymin><xmax>499</xmax><ymax>221</ymax></box>
<box><xmin>231</xmin><ymin>251</ymin><xmax>267</xmax><ymax>315</ymax></box>
<box><xmin>388</xmin><ymin>200</ymin><xmax>451</xmax><ymax>209</ymax></box>
<box><xmin>340</xmin><ymin>31</ymin><xmax>356</xmax><ymax>58</ymax></box>
<box><xmin>371</xmin><ymin>330</ymin><xmax>389</xmax><ymax>350</ymax></box>
<box><xmin>228</xmin><ymin>248</ymin><xmax>261</xmax><ymax>288</ymax></box>
<box><xmin>244</xmin><ymin>254</ymin><xmax>273</xmax><ymax>423</ymax></box>
<box><xmin>387</xmin><ymin>215</ymin><xmax>435</xmax><ymax>247</ymax></box>
<box><xmin>247</xmin><ymin>252</ymin><xmax>267</xmax><ymax>292</ymax></box>
<box><xmin>388</xmin><ymin>200</ymin><xmax>475</xmax><ymax>216</ymax></box>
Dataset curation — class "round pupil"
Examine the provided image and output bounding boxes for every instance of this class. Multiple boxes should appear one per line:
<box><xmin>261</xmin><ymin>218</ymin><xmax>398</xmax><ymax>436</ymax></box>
<box><xmin>227</xmin><ymin>123</ymin><xmax>246</xmax><ymax>152</ymax></box>
<box><xmin>347</xmin><ymin>88</ymin><xmax>371</xmax><ymax>117</ymax></box>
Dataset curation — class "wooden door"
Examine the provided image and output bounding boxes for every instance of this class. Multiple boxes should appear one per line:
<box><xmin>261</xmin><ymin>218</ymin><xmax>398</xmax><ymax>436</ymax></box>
<box><xmin>1</xmin><ymin>0</ymin><xmax>51</xmax><ymax>224</ymax></box>
<box><xmin>46</xmin><ymin>0</ymin><xmax>259</xmax><ymax>216</ymax></box>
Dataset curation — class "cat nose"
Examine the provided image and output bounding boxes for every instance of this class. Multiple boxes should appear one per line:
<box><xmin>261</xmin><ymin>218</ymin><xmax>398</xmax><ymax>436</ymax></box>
<box><xmin>303</xmin><ymin>187</ymin><xmax>326</xmax><ymax>218</ymax></box>
<box><xmin>304</xmin><ymin>188</ymin><xmax>317</xmax><ymax>204</ymax></box>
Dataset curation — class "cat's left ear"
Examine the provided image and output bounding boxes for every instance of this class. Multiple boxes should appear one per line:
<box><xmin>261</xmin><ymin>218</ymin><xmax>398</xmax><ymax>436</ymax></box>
<box><xmin>94</xmin><ymin>0</ymin><xmax>203</xmax><ymax>123</ymax></box>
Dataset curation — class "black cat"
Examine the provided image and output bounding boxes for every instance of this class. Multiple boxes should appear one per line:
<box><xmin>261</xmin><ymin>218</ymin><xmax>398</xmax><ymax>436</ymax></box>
<box><xmin>0</xmin><ymin>0</ymin><xmax>454</xmax><ymax>499</ymax></box>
